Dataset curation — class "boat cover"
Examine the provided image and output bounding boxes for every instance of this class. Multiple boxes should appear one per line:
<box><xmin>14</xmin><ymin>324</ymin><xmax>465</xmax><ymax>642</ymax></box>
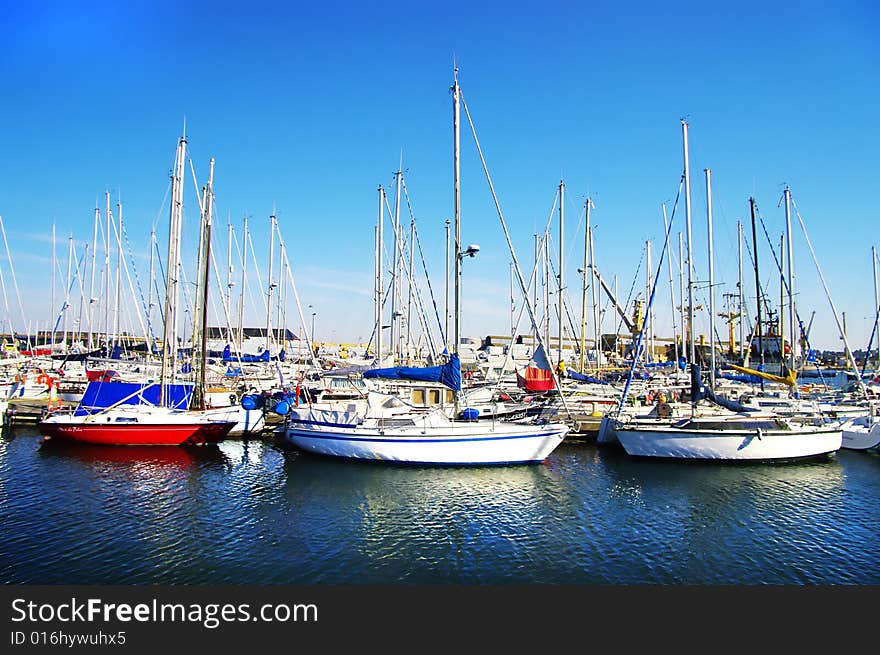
<box><xmin>691</xmin><ymin>364</ymin><xmax>757</xmax><ymax>413</ymax></box>
<box><xmin>362</xmin><ymin>353</ymin><xmax>462</xmax><ymax>392</ymax></box>
<box><xmin>75</xmin><ymin>381</ymin><xmax>193</xmax><ymax>416</ymax></box>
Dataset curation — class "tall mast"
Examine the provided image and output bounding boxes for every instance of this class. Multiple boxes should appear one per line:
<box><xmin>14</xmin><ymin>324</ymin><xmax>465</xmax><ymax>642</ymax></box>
<box><xmin>226</xmin><ymin>221</ymin><xmax>233</xmax><ymax>321</ymax></box>
<box><xmin>579</xmin><ymin>198</ymin><xmax>589</xmax><ymax>373</ymax></box>
<box><xmin>238</xmin><ymin>215</ymin><xmax>248</xmax><ymax>352</ymax></box>
<box><xmin>105</xmin><ymin>191</ymin><xmax>112</xmax><ymax>351</ymax></box>
<box><xmin>406</xmin><ymin>218</ymin><xmax>415</xmax><ymax>363</ymax></box>
<box><xmin>645</xmin><ymin>239</ymin><xmax>653</xmax><ymax>364</ymax></box>
<box><xmin>749</xmin><ymin>197</ymin><xmax>764</xmax><ymax>374</ymax></box>
<box><xmin>62</xmin><ymin>235</ymin><xmax>73</xmax><ymax>348</ymax></box>
<box><xmin>557</xmin><ymin>179</ymin><xmax>565</xmax><ymax>364</ymax></box>
<box><xmin>444</xmin><ymin>218</ymin><xmax>450</xmax><ymax>353</ymax></box>
<box><xmin>376</xmin><ymin>186</ymin><xmax>384</xmax><ymax>364</ymax></box>
<box><xmin>663</xmin><ymin>203</ymin><xmax>679</xmax><ymax>367</ymax></box>
<box><xmin>682</xmin><ymin>120</ymin><xmax>696</xmax><ymax>373</ymax></box>
<box><xmin>590</xmin><ymin>223</ymin><xmax>600</xmax><ymax>375</ymax></box>
<box><xmin>266</xmin><ymin>211</ymin><xmax>276</xmax><ymax>355</ymax></box>
<box><xmin>391</xmin><ymin>167</ymin><xmax>402</xmax><ymax>362</ymax></box>
<box><xmin>678</xmin><ymin>231</ymin><xmax>685</xmax><ymax>361</ymax></box>
<box><xmin>114</xmin><ymin>195</ymin><xmax>122</xmax><ymax>353</ymax></box>
<box><xmin>160</xmin><ymin>130</ymin><xmax>187</xmax><ymax>406</ymax></box>
<box><xmin>705</xmin><ymin>168</ymin><xmax>716</xmax><ymax>388</ymax></box>
<box><xmin>87</xmin><ymin>204</ymin><xmax>99</xmax><ymax>351</ymax></box>
<box><xmin>191</xmin><ymin>158</ymin><xmax>214</xmax><ymax>411</ymax></box>
<box><xmin>147</xmin><ymin>229</ymin><xmax>156</xmax><ymax>350</ymax></box>
<box><xmin>738</xmin><ymin>221</ymin><xmax>744</xmax><ymax>362</ymax></box>
<box><xmin>452</xmin><ymin>68</ymin><xmax>462</xmax><ymax>357</ymax></box>
<box><xmin>51</xmin><ymin>222</ymin><xmax>56</xmax><ymax>346</ymax></box>
<box><xmin>783</xmin><ymin>185</ymin><xmax>796</xmax><ymax>374</ymax></box>
<box><xmin>873</xmin><ymin>247</ymin><xmax>879</xmax><ymax>372</ymax></box>
<box><xmin>533</xmin><ymin>234</ymin><xmax>539</xmax><ymax>346</ymax></box>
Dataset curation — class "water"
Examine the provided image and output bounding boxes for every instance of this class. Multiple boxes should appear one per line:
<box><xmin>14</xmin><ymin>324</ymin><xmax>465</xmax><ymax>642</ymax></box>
<box><xmin>1</xmin><ymin>426</ymin><xmax>878</xmax><ymax>584</ymax></box>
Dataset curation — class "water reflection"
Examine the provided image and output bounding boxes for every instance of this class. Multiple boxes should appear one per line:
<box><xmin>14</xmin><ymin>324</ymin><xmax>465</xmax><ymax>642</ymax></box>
<box><xmin>1</xmin><ymin>428</ymin><xmax>878</xmax><ymax>585</ymax></box>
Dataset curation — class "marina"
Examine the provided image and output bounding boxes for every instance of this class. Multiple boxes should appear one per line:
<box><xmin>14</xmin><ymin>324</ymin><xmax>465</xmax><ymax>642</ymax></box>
<box><xmin>1</xmin><ymin>3</ymin><xmax>878</xmax><ymax>595</ymax></box>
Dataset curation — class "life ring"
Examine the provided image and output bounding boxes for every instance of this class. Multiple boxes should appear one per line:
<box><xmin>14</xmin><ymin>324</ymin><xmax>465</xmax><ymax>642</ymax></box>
<box><xmin>36</xmin><ymin>373</ymin><xmax>50</xmax><ymax>386</ymax></box>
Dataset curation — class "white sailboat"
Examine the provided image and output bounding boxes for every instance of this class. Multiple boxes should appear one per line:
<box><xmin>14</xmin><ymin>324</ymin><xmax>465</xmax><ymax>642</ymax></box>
<box><xmin>610</xmin><ymin>121</ymin><xmax>841</xmax><ymax>461</ymax></box>
<box><xmin>283</xmin><ymin>71</ymin><xmax>570</xmax><ymax>465</ymax></box>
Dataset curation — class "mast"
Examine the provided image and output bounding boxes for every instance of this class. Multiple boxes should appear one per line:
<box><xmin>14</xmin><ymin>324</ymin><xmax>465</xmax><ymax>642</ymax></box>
<box><xmin>114</xmin><ymin>195</ymin><xmax>122</xmax><ymax>353</ymax></box>
<box><xmin>452</xmin><ymin>68</ymin><xmax>462</xmax><ymax>357</ymax></box>
<box><xmin>579</xmin><ymin>199</ymin><xmax>589</xmax><ymax>373</ymax></box>
<box><xmin>678</xmin><ymin>232</ymin><xmax>685</xmax><ymax>361</ymax></box>
<box><xmin>705</xmin><ymin>168</ymin><xmax>716</xmax><ymax>387</ymax></box>
<box><xmin>148</xmin><ymin>228</ymin><xmax>156</xmax><ymax>350</ymax></box>
<box><xmin>406</xmin><ymin>218</ymin><xmax>415</xmax><ymax>363</ymax></box>
<box><xmin>645</xmin><ymin>239</ymin><xmax>653</xmax><ymax>364</ymax></box>
<box><xmin>88</xmin><ymin>204</ymin><xmax>99</xmax><ymax>350</ymax></box>
<box><xmin>51</xmin><ymin>222</ymin><xmax>56</xmax><ymax>346</ymax></box>
<box><xmin>267</xmin><ymin>211</ymin><xmax>277</xmax><ymax>355</ymax></box>
<box><xmin>444</xmin><ymin>218</ymin><xmax>450</xmax><ymax>353</ymax></box>
<box><xmin>682</xmin><ymin>120</ymin><xmax>696</xmax><ymax>374</ymax></box>
<box><xmin>238</xmin><ymin>215</ymin><xmax>248</xmax><ymax>353</ymax></box>
<box><xmin>558</xmin><ymin>179</ymin><xmax>565</xmax><ymax>364</ymax></box>
<box><xmin>749</xmin><ymin>197</ymin><xmax>764</xmax><ymax>374</ymax></box>
<box><xmin>226</xmin><ymin>221</ymin><xmax>233</xmax><ymax>321</ymax></box>
<box><xmin>160</xmin><ymin>130</ymin><xmax>187</xmax><ymax>407</ymax></box>
<box><xmin>738</xmin><ymin>221</ymin><xmax>744</xmax><ymax>362</ymax></box>
<box><xmin>105</xmin><ymin>191</ymin><xmax>111</xmax><ymax>352</ymax></box>
<box><xmin>376</xmin><ymin>186</ymin><xmax>384</xmax><ymax>364</ymax></box>
<box><xmin>782</xmin><ymin>185</ymin><xmax>796</xmax><ymax>375</ymax></box>
<box><xmin>191</xmin><ymin>158</ymin><xmax>214</xmax><ymax>412</ymax></box>
<box><xmin>391</xmin><ymin>167</ymin><xmax>402</xmax><ymax>362</ymax></box>
<box><xmin>874</xmin><ymin>247</ymin><xmax>879</xmax><ymax>372</ymax></box>
<box><xmin>62</xmin><ymin>235</ymin><xmax>73</xmax><ymax>348</ymax></box>
<box><xmin>590</xmin><ymin>223</ymin><xmax>600</xmax><ymax>374</ymax></box>
<box><xmin>663</xmin><ymin>204</ymin><xmax>679</xmax><ymax>367</ymax></box>
<box><xmin>533</xmin><ymin>234</ymin><xmax>539</xmax><ymax>347</ymax></box>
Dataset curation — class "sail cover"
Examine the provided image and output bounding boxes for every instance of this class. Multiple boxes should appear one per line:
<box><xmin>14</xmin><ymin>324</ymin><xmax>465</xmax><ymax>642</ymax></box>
<box><xmin>74</xmin><ymin>381</ymin><xmax>193</xmax><ymax>416</ymax></box>
<box><xmin>690</xmin><ymin>364</ymin><xmax>756</xmax><ymax>413</ymax></box>
<box><xmin>363</xmin><ymin>353</ymin><xmax>462</xmax><ymax>392</ymax></box>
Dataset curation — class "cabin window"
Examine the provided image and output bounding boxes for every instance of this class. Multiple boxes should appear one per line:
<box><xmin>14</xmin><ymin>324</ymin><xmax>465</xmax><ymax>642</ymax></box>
<box><xmin>445</xmin><ymin>390</ymin><xmax>455</xmax><ymax>403</ymax></box>
<box><xmin>412</xmin><ymin>388</ymin><xmax>425</xmax><ymax>405</ymax></box>
<box><xmin>429</xmin><ymin>389</ymin><xmax>441</xmax><ymax>405</ymax></box>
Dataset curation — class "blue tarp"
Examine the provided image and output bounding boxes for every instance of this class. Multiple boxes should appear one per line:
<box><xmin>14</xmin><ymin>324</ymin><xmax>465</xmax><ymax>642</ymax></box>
<box><xmin>363</xmin><ymin>353</ymin><xmax>462</xmax><ymax>392</ymax></box>
<box><xmin>74</xmin><ymin>381</ymin><xmax>193</xmax><ymax>416</ymax></box>
<box><xmin>566</xmin><ymin>369</ymin><xmax>609</xmax><ymax>384</ymax></box>
<box><xmin>222</xmin><ymin>349</ymin><xmax>270</xmax><ymax>363</ymax></box>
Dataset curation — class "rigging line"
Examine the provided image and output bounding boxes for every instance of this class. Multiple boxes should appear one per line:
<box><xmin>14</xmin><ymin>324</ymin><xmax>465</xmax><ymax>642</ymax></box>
<box><xmin>401</xmin><ymin>176</ymin><xmax>446</xmax><ymax>345</ymax></box>
<box><xmin>111</xmin><ymin>217</ymin><xmax>151</xmax><ymax>349</ymax></box>
<box><xmin>0</xmin><ymin>214</ymin><xmax>32</xmax><ymax>349</ymax></box>
<box><xmin>616</xmin><ymin>178</ymin><xmax>680</xmax><ymax>413</ymax></box>
<box><xmin>50</xmin><ymin>247</ymin><xmax>87</xmax><ymax>340</ymax></box>
<box><xmin>613</xmin><ymin>244</ymin><xmax>645</xmax><ymax>342</ymax></box>
<box><xmin>120</xmin><ymin>219</ymin><xmax>157</xmax><ymax>343</ymax></box>
<box><xmin>791</xmin><ymin>194</ymin><xmax>866</xmax><ymax>397</ymax></box>
<box><xmin>460</xmin><ymin>89</ymin><xmax>572</xmax><ymax>418</ymax></box>
<box><xmin>754</xmin><ymin>205</ymin><xmax>815</xmax><ymax>367</ymax></box>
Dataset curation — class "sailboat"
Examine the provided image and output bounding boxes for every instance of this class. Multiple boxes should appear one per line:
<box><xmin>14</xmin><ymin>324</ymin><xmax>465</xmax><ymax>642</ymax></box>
<box><xmin>39</xmin><ymin>133</ymin><xmax>237</xmax><ymax>446</ymax></box>
<box><xmin>609</xmin><ymin>121</ymin><xmax>841</xmax><ymax>461</ymax></box>
<box><xmin>282</xmin><ymin>71</ymin><xmax>570</xmax><ymax>465</ymax></box>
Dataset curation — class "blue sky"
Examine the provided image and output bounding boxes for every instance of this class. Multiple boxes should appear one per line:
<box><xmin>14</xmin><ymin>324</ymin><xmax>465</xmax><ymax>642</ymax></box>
<box><xmin>0</xmin><ymin>0</ymin><xmax>877</xmax><ymax>351</ymax></box>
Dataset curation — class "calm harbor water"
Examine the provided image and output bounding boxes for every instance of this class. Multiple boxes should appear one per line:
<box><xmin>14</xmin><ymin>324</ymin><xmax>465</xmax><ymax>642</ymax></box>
<box><xmin>1</xmin><ymin>425</ymin><xmax>878</xmax><ymax>585</ymax></box>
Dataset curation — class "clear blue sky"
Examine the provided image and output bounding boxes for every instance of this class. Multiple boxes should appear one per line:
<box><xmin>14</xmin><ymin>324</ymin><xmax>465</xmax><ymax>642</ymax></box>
<box><xmin>0</xmin><ymin>0</ymin><xmax>876</xmax><ymax>352</ymax></box>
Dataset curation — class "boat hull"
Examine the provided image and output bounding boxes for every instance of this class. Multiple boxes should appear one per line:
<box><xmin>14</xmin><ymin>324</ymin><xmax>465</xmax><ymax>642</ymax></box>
<box><xmin>38</xmin><ymin>421</ymin><xmax>235</xmax><ymax>446</ymax></box>
<box><xmin>841</xmin><ymin>420</ymin><xmax>880</xmax><ymax>451</ymax></box>
<box><xmin>284</xmin><ymin>422</ymin><xmax>568</xmax><ymax>465</ymax></box>
<box><xmin>616</xmin><ymin>426</ymin><xmax>842</xmax><ymax>461</ymax></box>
